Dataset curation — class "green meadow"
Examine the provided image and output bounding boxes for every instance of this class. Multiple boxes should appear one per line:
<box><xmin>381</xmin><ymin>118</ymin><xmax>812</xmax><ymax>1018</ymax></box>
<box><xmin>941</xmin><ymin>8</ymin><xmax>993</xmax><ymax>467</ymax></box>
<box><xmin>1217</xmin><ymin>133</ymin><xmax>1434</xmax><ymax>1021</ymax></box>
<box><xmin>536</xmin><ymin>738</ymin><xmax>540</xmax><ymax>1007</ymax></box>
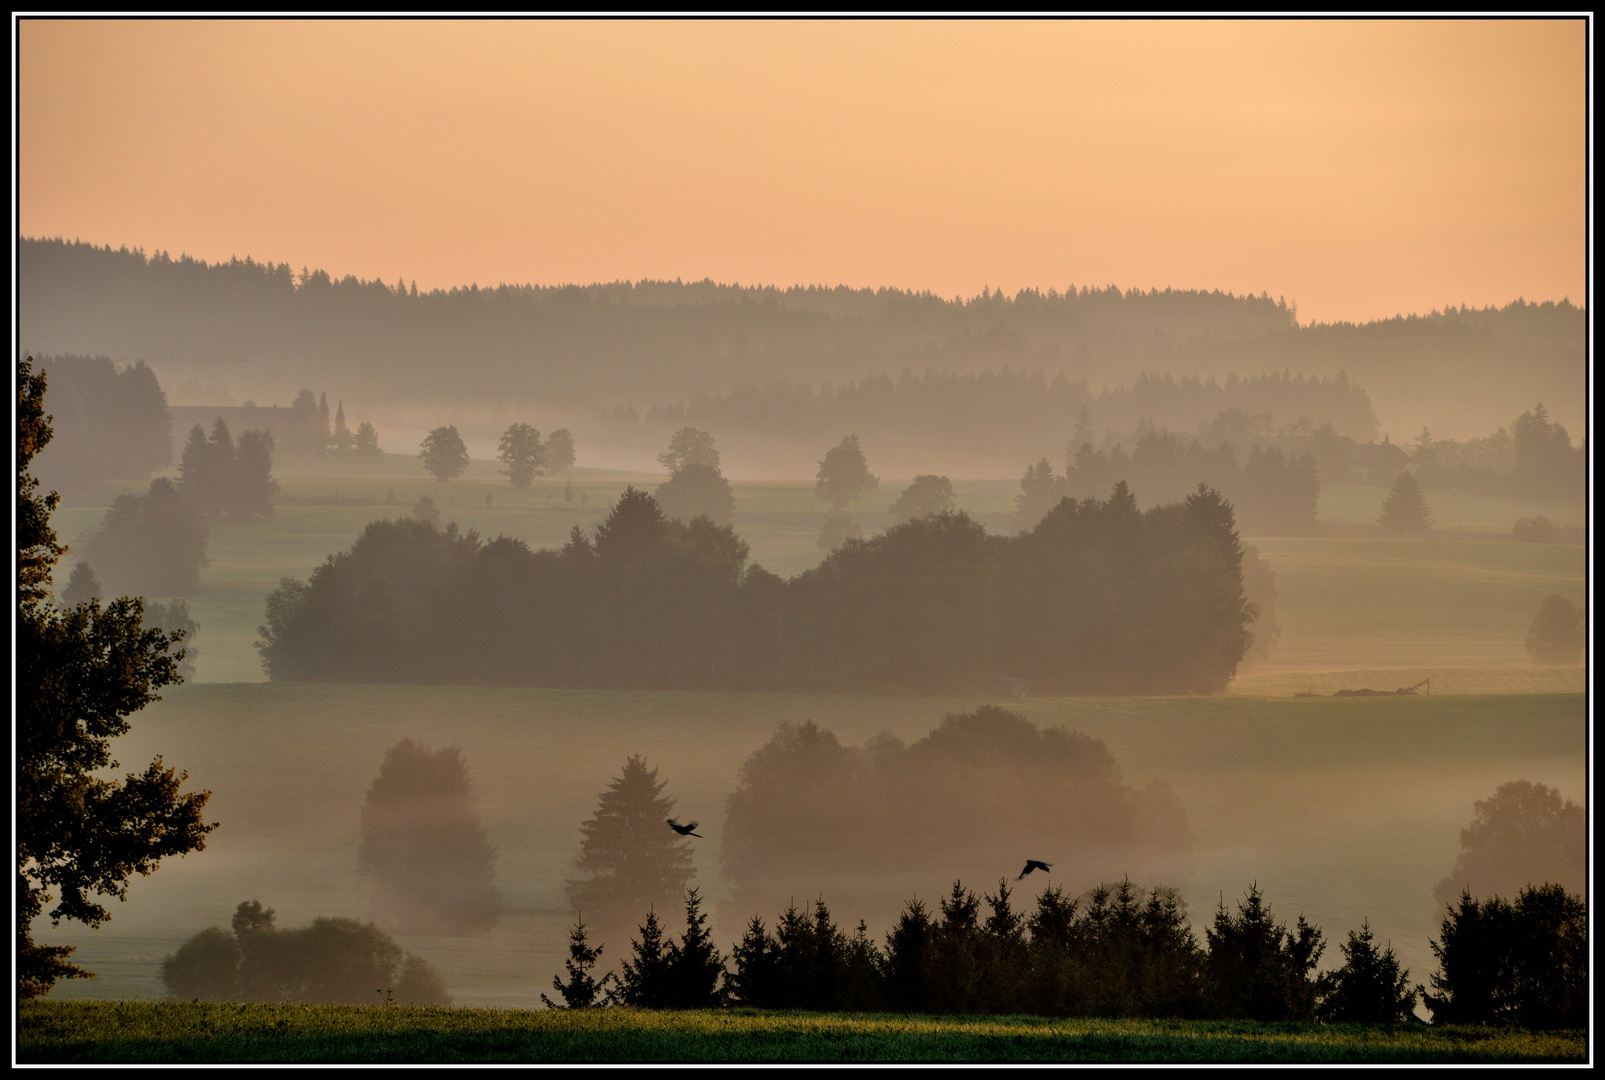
<box><xmin>19</xmin><ymin>1001</ymin><xmax>1586</xmax><ymax>1063</ymax></box>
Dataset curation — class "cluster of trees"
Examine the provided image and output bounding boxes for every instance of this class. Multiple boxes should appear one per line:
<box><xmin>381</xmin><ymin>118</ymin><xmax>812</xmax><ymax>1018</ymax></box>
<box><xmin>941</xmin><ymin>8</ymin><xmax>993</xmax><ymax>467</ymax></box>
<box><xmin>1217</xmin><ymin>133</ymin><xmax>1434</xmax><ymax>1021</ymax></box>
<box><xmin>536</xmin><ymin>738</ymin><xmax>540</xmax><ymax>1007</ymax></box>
<box><xmin>178</xmin><ymin>418</ymin><xmax>278</xmax><ymax>517</ymax></box>
<box><xmin>1017</xmin><ymin>435</ymin><xmax>1321</xmax><ymax>536</ymax></box>
<box><xmin>159</xmin><ymin>900</ymin><xmax>450</xmax><ymax>1006</ymax></box>
<box><xmin>1433</xmin><ymin>781</ymin><xmax>1585</xmax><ymax>907</ymax></box>
<box><xmin>359</xmin><ymin>740</ymin><xmax>499</xmax><ymax>935</ymax></box>
<box><xmin>278</xmin><ymin>389</ymin><xmax>382</xmax><ymax>462</ymax></box>
<box><xmin>22</xmin><ymin>354</ymin><xmax>172</xmax><ymax>502</ymax></box>
<box><xmin>60</xmin><ymin>563</ymin><xmax>202</xmax><ymax>681</ymax></box>
<box><xmin>18</xmin><ymin>357</ymin><xmax>215</xmax><ymax>1001</ymax></box>
<box><xmin>654</xmin><ymin>427</ymin><xmax>734</xmax><ymax>526</ymax></box>
<box><xmin>720</xmin><ymin>710</ymin><xmax>1190</xmax><ymax>925</ymax></box>
<box><xmin>78</xmin><ymin>478</ymin><xmax>210</xmax><ymax>597</ymax></box>
<box><xmin>257</xmin><ymin>480</ymin><xmax>1256</xmax><ymax>694</ymax></box>
<box><xmin>1409</xmin><ymin>405</ymin><xmax>1586</xmax><ymax>501</ymax></box>
<box><xmin>421</xmin><ymin>423</ymin><xmax>578</xmax><ymax>483</ymax></box>
<box><xmin>554</xmin><ymin>876</ymin><xmax>1582</xmax><ymax>1028</ymax></box>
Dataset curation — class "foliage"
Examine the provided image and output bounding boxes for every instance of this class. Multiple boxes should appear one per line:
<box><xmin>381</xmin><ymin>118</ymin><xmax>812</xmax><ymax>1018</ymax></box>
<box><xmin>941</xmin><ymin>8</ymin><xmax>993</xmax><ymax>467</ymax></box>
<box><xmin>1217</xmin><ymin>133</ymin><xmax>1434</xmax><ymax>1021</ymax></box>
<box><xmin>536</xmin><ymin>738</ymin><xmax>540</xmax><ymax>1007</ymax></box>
<box><xmin>410</xmin><ymin>494</ymin><xmax>441</xmax><ymax>527</ymax></box>
<box><xmin>25</xmin><ymin>354</ymin><xmax>171</xmax><ymax>501</ymax></box>
<box><xmin>256</xmin><ymin>482</ymin><xmax>1254</xmax><ymax>694</ymax></box>
<box><xmin>1316</xmin><ymin>921</ymin><xmax>1417</xmax><ymax>1024</ymax></box>
<box><xmin>1510</xmin><ymin>404</ymin><xmax>1585</xmax><ymax>499</ymax></box>
<box><xmin>655</xmin><ymin>462</ymin><xmax>736</xmax><ymax>526</ymax></box>
<box><xmin>358</xmin><ymin>740</ymin><xmax>499</xmax><ymax>934</ymax></box>
<box><xmin>1014</xmin><ymin>458</ymin><xmax>1062</xmax><ymax>532</ymax></box>
<box><xmin>658</xmin><ymin>427</ymin><xmax>721</xmax><ymax>475</ymax></box>
<box><xmin>1204</xmin><ymin>885</ymin><xmax>1325</xmax><ymax>1021</ymax></box>
<box><xmin>419</xmin><ymin>425</ymin><xmax>470</xmax><ymax>481</ymax></box>
<box><xmin>612</xmin><ymin>907</ymin><xmax>673</xmax><ymax>1008</ymax></box>
<box><xmin>1433</xmin><ymin>781</ymin><xmax>1585</xmax><ymax>906</ymax></box>
<box><xmin>17</xmin><ymin>358</ymin><xmax>215</xmax><ymax>1000</ymax></box>
<box><xmin>60</xmin><ymin>560</ymin><xmax>101</xmax><ymax>606</ymax></box>
<box><xmin>886</xmin><ymin>474</ymin><xmax>955</xmax><ymax>525</ymax></box>
<box><xmin>497</xmin><ymin>422</ymin><xmax>546</xmax><ymax>488</ymax></box>
<box><xmin>566</xmin><ymin>756</ymin><xmax>696</xmax><ymax>948</ymax></box>
<box><xmin>815</xmin><ymin>511</ymin><xmax>863</xmax><ymax>551</ymax></box>
<box><xmin>143</xmin><ymin>599</ymin><xmax>200</xmax><ymax>682</ymax></box>
<box><xmin>1524</xmin><ymin>594</ymin><xmax>1584</xmax><ymax>665</ymax></box>
<box><xmin>1238</xmin><ymin>543</ymin><xmax>1280</xmax><ymax>663</ymax></box>
<box><xmin>177</xmin><ymin>419</ymin><xmax>278</xmax><ymax>517</ymax></box>
<box><xmin>1422</xmin><ymin>884</ymin><xmax>1586</xmax><ymax>1029</ymax></box>
<box><xmin>543</xmin><ymin>428</ymin><xmax>577</xmax><ymax>472</ymax></box>
<box><xmin>542</xmin><ymin>917</ymin><xmax>612</xmax><ymax>1009</ymax></box>
<box><xmin>353</xmin><ymin>420</ymin><xmax>384</xmax><ymax>460</ymax></box>
<box><xmin>815</xmin><ymin>434</ymin><xmax>877</xmax><ymax>510</ymax></box>
<box><xmin>160</xmin><ymin>900</ymin><xmax>450</xmax><ymax>1005</ymax></box>
<box><xmin>81</xmin><ymin>477</ymin><xmax>211</xmax><ymax>597</ymax></box>
<box><xmin>1377</xmin><ymin>472</ymin><xmax>1431</xmax><ymax>534</ymax></box>
<box><xmin>721</xmin><ymin>709</ymin><xmax>1192</xmax><ymax>923</ymax></box>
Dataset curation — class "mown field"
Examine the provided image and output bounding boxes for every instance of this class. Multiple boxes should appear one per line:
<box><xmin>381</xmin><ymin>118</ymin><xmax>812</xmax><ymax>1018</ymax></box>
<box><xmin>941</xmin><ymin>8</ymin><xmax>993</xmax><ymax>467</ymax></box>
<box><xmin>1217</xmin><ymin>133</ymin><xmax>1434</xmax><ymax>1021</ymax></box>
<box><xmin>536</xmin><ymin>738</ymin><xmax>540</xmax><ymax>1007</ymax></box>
<box><xmin>35</xmin><ymin>686</ymin><xmax>1584</xmax><ymax>1013</ymax></box>
<box><xmin>51</xmin><ymin>456</ymin><xmax>1588</xmax><ymax>686</ymax></box>
<box><xmin>19</xmin><ymin>1001</ymin><xmax>1587</xmax><ymax>1064</ymax></box>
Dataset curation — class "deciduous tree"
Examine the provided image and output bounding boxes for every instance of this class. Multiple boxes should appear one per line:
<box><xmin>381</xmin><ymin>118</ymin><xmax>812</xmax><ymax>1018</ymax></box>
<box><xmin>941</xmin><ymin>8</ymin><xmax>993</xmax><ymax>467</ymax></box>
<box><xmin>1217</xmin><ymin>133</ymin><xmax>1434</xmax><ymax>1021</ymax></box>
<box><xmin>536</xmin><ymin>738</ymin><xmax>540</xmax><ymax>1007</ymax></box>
<box><xmin>815</xmin><ymin>435</ymin><xmax>877</xmax><ymax>511</ymax></box>
<box><xmin>420</xmin><ymin>425</ymin><xmax>471</xmax><ymax>481</ymax></box>
<box><xmin>497</xmin><ymin>422</ymin><xmax>546</xmax><ymax>488</ymax></box>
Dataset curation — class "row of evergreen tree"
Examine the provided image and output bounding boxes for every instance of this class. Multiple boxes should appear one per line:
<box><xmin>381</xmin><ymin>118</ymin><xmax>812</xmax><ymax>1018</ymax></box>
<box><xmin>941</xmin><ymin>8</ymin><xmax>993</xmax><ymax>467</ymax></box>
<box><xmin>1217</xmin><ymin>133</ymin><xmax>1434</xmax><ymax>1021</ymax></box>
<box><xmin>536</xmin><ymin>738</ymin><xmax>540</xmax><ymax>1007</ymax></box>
<box><xmin>178</xmin><ymin>418</ymin><xmax>278</xmax><ymax>518</ymax></box>
<box><xmin>257</xmin><ymin>481</ymin><xmax>1255</xmax><ymax>693</ymax></box>
<box><xmin>555</xmin><ymin>880</ymin><xmax>1584</xmax><ymax>1029</ymax></box>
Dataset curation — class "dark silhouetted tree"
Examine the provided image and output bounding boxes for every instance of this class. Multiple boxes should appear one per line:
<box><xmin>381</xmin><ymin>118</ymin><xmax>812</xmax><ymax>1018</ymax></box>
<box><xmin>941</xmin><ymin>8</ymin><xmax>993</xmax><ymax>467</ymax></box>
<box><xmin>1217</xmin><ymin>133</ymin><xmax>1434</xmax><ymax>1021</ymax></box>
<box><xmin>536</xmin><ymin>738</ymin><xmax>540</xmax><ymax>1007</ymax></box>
<box><xmin>1204</xmin><ymin>885</ymin><xmax>1324</xmax><ymax>1021</ymax></box>
<box><xmin>1422</xmin><ymin>883</ymin><xmax>1586</xmax><ymax>1029</ymax></box>
<box><xmin>1378</xmin><ymin>471</ymin><xmax>1431</xmax><ymax>533</ymax></box>
<box><xmin>18</xmin><ymin>357</ymin><xmax>215</xmax><ymax>1001</ymax></box>
<box><xmin>143</xmin><ymin>599</ymin><xmax>199</xmax><ymax>682</ymax></box>
<box><xmin>566</xmin><ymin>756</ymin><xmax>696</xmax><ymax>949</ymax></box>
<box><xmin>331</xmin><ymin>400</ymin><xmax>352</xmax><ymax>454</ymax></box>
<box><xmin>542</xmin><ymin>917</ymin><xmax>612</xmax><ymax>1009</ymax></box>
<box><xmin>1317</xmin><ymin>919</ymin><xmax>1417</xmax><ymax>1023</ymax></box>
<box><xmin>498</xmin><ymin>422</ymin><xmax>545</xmax><ymax>488</ymax></box>
<box><xmin>420</xmin><ymin>425</ymin><xmax>470</xmax><ymax>481</ymax></box>
<box><xmin>1434</xmin><ymin>780</ymin><xmax>1585</xmax><ymax>907</ymax></box>
<box><xmin>666</xmin><ymin>888</ymin><xmax>724</xmax><ymax>1008</ymax></box>
<box><xmin>359</xmin><ymin>740</ymin><xmax>499</xmax><ymax>935</ymax></box>
<box><xmin>233</xmin><ymin>430</ymin><xmax>279</xmax><ymax>517</ymax></box>
<box><xmin>887</xmin><ymin>474</ymin><xmax>956</xmax><ymax>525</ymax></box>
<box><xmin>1015</xmin><ymin>458</ymin><xmax>1065</xmax><ymax>533</ymax></box>
<box><xmin>612</xmin><ymin>906</ymin><xmax>673</xmax><ymax>1008</ymax></box>
<box><xmin>544</xmin><ymin>428</ymin><xmax>577</xmax><ymax>473</ymax></box>
<box><xmin>1525</xmin><ymin>594</ymin><xmax>1584</xmax><ymax>664</ymax></box>
<box><xmin>815</xmin><ymin>434</ymin><xmax>877</xmax><ymax>511</ymax></box>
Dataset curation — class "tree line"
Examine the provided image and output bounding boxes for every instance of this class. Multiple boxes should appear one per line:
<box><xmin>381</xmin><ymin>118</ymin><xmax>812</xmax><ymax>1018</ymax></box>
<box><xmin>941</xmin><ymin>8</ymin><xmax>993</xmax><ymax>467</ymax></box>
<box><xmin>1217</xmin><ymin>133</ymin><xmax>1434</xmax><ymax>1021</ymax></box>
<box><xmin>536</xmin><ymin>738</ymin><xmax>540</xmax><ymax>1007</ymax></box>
<box><xmin>257</xmin><ymin>480</ymin><xmax>1256</xmax><ymax>694</ymax></box>
<box><xmin>23</xmin><ymin>354</ymin><xmax>171</xmax><ymax>501</ymax></box>
<box><xmin>1409</xmin><ymin>404</ymin><xmax>1586</xmax><ymax>502</ymax></box>
<box><xmin>22</xmin><ymin>238</ymin><xmax>1583</xmax><ymax>440</ymax></box>
<box><xmin>549</xmin><ymin>878</ymin><xmax>1584</xmax><ymax>1029</ymax></box>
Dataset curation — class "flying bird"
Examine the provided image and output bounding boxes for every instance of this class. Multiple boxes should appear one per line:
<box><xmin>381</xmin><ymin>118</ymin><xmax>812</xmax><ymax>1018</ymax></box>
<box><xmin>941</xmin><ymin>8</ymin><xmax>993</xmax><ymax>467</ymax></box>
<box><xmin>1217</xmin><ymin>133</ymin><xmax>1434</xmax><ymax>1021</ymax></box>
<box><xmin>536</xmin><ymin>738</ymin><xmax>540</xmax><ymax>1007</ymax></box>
<box><xmin>1018</xmin><ymin>859</ymin><xmax>1052</xmax><ymax>880</ymax></box>
<box><xmin>667</xmin><ymin>819</ymin><xmax>702</xmax><ymax>837</ymax></box>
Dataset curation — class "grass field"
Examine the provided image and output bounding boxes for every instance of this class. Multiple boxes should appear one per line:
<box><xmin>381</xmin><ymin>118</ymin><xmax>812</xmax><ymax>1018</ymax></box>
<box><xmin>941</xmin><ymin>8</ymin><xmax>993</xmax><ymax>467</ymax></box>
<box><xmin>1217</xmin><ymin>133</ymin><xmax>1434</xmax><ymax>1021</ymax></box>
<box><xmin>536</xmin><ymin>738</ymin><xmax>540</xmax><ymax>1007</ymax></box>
<box><xmin>51</xmin><ymin>458</ymin><xmax>1588</xmax><ymax>685</ymax></box>
<box><xmin>33</xmin><ymin>686</ymin><xmax>1584</xmax><ymax>1013</ymax></box>
<box><xmin>19</xmin><ymin>1001</ymin><xmax>1587</xmax><ymax>1063</ymax></box>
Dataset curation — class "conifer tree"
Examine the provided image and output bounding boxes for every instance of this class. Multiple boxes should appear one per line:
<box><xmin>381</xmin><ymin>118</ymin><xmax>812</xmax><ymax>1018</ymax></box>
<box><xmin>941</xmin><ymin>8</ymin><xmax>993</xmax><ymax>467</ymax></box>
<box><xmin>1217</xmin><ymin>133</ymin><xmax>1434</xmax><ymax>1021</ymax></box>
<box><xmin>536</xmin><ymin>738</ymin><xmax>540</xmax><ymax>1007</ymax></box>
<box><xmin>667</xmin><ymin>888</ymin><xmax>724</xmax><ymax>1008</ymax></box>
<box><xmin>566</xmin><ymin>756</ymin><xmax>695</xmax><ymax>946</ymax></box>
<box><xmin>353</xmin><ymin>420</ymin><xmax>383</xmax><ymax>460</ymax></box>
<box><xmin>331</xmin><ymin>401</ymin><xmax>352</xmax><ymax>454</ymax></box>
<box><xmin>1316</xmin><ymin>919</ymin><xmax>1417</xmax><ymax>1023</ymax></box>
<box><xmin>1378</xmin><ymin>471</ymin><xmax>1432</xmax><ymax>533</ymax></box>
<box><xmin>542</xmin><ymin>916</ymin><xmax>612</xmax><ymax>1009</ymax></box>
<box><xmin>612</xmin><ymin>907</ymin><xmax>672</xmax><ymax>1008</ymax></box>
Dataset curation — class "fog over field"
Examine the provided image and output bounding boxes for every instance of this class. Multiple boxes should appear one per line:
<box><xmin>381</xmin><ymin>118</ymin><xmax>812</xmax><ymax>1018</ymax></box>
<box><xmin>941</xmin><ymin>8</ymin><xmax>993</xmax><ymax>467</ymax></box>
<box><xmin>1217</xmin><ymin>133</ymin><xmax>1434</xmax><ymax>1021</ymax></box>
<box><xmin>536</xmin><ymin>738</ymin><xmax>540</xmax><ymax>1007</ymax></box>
<box><xmin>17</xmin><ymin>20</ymin><xmax>1587</xmax><ymax>1038</ymax></box>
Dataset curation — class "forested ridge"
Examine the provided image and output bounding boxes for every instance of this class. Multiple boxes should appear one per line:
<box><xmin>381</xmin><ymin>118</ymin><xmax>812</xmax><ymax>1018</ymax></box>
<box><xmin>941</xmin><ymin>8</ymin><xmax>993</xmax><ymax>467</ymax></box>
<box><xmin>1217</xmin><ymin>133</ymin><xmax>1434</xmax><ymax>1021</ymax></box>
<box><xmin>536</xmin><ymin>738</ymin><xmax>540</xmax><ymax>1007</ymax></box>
<box><xmin>20</xmin><ymin>238</ymin><xmax>1584</xmax><ymax>439</ymax></box>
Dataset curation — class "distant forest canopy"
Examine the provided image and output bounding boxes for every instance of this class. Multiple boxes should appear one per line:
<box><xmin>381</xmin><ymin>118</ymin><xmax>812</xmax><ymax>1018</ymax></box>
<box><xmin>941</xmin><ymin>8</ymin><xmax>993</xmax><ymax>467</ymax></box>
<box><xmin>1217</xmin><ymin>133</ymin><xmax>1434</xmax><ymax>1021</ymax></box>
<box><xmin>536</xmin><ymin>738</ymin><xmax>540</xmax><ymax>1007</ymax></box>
<box><xmin>19</xmin><ymin>237</ymin><xmax>1584</xmax><ymax>443</ymax></box>
<box><xmin>607</xmin><ymin>368</ymin><xmax>1380</xmax><ymax>476</ymax></box>
<box><xmin>257</xmin><ymin>483</ymin><xmax>1254</xmax><ymax>695</ymax></box>
<box><xmin>27</xmin><ymin>354</ymin><xmax>171</xmax><ymax>502</ymax></box>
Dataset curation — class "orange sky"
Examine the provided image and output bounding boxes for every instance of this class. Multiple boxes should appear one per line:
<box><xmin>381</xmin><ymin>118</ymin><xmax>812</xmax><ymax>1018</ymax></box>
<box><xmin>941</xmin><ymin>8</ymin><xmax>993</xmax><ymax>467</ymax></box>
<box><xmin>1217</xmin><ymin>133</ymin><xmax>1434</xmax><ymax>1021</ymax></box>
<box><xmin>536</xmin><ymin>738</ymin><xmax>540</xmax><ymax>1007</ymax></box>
<box><xmin>18</xmin><ymin>19</ymin><xmax>1587</xmax><ymax>324</ymax></box>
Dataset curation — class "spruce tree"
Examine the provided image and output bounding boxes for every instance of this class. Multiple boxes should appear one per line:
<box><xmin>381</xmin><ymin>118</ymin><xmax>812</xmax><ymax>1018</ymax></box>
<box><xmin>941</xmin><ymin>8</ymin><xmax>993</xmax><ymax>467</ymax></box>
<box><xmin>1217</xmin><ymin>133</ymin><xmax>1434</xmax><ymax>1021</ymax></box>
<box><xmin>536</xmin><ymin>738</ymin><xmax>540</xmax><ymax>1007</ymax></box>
<box><xmin>1316</xmin><ymin>919</ymin><xmax>1417</xmax><ymax>1023</ymax></box>
<box><xmin>612</xmin><ymin>907</ymin><xmax>672</xmax><ymax>1008</ymax></box>
<box><xmin>542</xmin><ymin>916</ymin><xmax>611</xmax><ymax>1009</ymax></box>
<box><xmin>1378</xmin><ymin>471</ymin><xmax>1431</xmax><ymax>533</ymax></box>
<box><xmin>667</xmin><ymin>888</ymin><xmax>724</xmax><ymax>1008</ymax></box>
<box><xmin>566</xmin><ymin>756</ymin><xmax>695</xmax><ymax>946</ymax></box>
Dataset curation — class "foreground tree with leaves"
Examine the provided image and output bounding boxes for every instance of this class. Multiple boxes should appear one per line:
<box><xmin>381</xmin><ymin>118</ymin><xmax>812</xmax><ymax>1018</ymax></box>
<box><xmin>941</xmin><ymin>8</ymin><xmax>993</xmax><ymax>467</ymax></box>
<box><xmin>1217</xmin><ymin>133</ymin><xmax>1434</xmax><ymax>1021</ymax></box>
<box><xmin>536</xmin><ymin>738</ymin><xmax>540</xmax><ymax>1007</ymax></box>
<box><xmin>17</xmin><ymin>357</ymin><xmax>216</xmax><ymax>1000</ymax></box>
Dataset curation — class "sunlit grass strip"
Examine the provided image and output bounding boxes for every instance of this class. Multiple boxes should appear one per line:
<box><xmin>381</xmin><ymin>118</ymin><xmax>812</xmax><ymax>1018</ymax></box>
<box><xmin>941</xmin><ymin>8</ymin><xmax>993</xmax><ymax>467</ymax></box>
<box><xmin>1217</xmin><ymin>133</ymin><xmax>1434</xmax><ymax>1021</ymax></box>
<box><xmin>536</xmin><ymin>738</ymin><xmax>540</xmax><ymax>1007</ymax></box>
<box><xmin>20</xmin><ymin>1002</ymin><xmax>1586</xmax><ymax>1064</ymax></box>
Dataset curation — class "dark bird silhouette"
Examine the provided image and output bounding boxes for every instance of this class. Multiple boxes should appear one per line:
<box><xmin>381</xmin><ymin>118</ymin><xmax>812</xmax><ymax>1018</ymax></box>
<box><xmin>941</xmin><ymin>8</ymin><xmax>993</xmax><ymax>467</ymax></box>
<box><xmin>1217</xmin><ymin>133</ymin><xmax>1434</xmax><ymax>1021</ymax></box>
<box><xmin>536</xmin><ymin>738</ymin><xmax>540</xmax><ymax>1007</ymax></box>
<box><xmin>667</xmin><ymin>818</ymin><xmax>702</xmax><ymax>838</ymax></box>
<box><xmin>1018</xmin><ymin>859</ymin><xmax>1052</xmax><ymax>880</ymax></box>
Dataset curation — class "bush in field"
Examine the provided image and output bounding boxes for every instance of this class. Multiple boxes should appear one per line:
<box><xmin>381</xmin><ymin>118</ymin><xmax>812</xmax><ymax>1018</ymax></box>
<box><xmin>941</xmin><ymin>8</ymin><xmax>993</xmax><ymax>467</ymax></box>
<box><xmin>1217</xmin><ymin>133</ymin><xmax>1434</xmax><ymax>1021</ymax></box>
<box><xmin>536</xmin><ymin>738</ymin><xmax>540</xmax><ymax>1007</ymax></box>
<box><xmin>1433</xmin><ymin>780</ymin><xmax>1585</xmax><ymax>907</ymax></box>
<box><xmin>359</xmin><ymin>740</ymin><xmax>499</xmax><ymax>935</ymax></box>
<box><xmin>1510</xmin><ymin>515</ymin><xmax>1556</xmax><ymax>543</ymax></box>
<box><xmin>1316</xmin><ymin>920</ymin><xmax>1417</xmax><ymax>1024</ymax></box>
<box><xmin>1421</xmin><ymin>883</ymin><xmax>1586</xmax><ymax>1029</ymax></box>
<box><xmin>160</xmin><ymin>900</ymin><xmax>450</xmax><ymax>1005</ymax></box>
<box><xmin>1525</xmin><ymin>594</ymin><xmax>1585</xmax><ymax>665</ymax></box>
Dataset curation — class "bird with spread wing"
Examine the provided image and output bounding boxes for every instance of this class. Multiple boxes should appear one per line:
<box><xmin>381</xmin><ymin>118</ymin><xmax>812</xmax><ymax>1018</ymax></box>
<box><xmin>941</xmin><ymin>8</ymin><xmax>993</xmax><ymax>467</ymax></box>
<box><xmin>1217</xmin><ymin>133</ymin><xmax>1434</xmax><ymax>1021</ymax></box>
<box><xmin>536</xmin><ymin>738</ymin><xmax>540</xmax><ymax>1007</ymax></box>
<box><xmin>1018</xmin><ymin>859</ymin><xmax>1052</xmax><ymax>880</ymax></box>
<box><xmin>667</xmin><ymin>818</ymin><xmax>703</xmax><ymax>837</ymax></box>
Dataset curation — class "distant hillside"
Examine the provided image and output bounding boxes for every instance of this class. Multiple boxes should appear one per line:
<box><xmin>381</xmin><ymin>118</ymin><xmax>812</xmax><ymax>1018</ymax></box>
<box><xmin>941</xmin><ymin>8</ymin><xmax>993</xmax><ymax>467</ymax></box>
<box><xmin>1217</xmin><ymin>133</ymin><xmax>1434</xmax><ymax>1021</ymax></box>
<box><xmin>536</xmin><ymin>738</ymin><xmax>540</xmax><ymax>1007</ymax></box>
<box><xmin>19</xmin><ymin>237</ymin><xmax>1585</xmax><ymax>441</ymax></box>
